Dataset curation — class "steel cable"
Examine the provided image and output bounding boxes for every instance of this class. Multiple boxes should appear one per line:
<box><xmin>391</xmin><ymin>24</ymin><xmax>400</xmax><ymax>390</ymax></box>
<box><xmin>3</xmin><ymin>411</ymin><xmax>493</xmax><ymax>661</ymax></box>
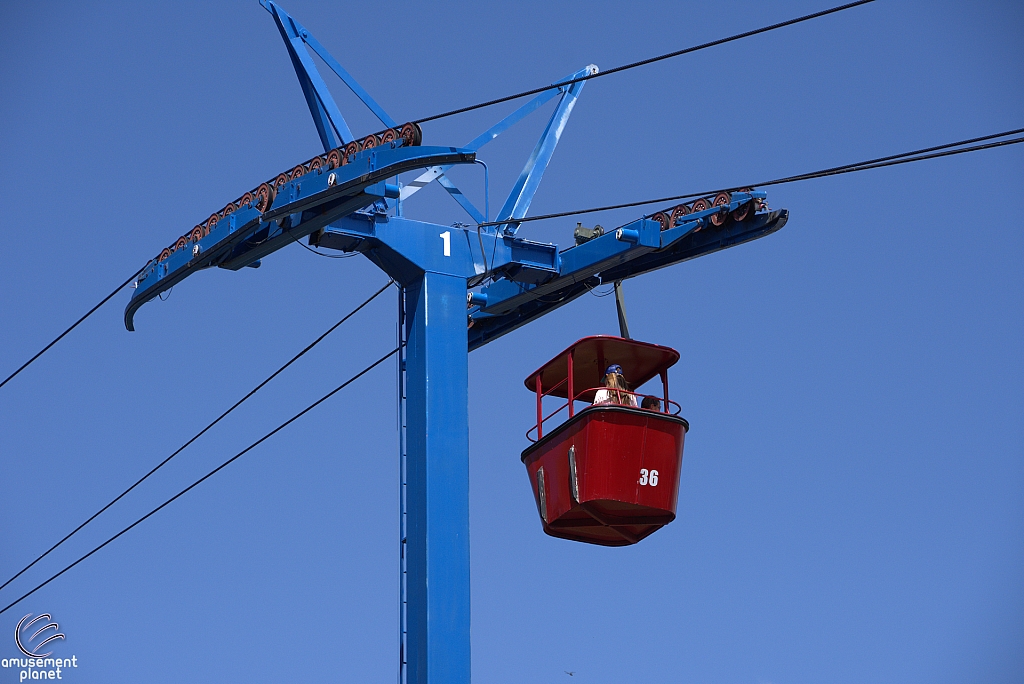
<box><xmin>0</xmin><ymin>266</ymin><xmax>146</xmax><ymax>391</ymax></box>
<box><xmin>0</xmin><ymin>279</ymin><xmax>394</xmax><ymax>595</ymax></box>
<box><xmin>413</xmin><ymin>0</ymin><xmax>876</xmax><ymax>124</ymax></box>
<box><xmin>0</xmin><ymin>344</ymin><xmax>400</xmax><ymax>616</ymax></box>
<box><xmin>477</xmin><ymin>129</ymin><xmax>1024</xmax><ymax>228</ymax></box>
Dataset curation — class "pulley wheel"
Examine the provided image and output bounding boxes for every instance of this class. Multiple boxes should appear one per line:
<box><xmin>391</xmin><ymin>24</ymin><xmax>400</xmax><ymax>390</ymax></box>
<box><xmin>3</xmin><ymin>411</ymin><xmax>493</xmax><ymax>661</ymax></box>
<box><xmin>400</xmin><ymin>123</ymin><xmax>422</xmax><ymax>147</ymax></box>
<box><xmin>731</xmin><ymin>201</ymin><xmax>753</xmax><ymax>222</ymax></box>
<box><xmin>709</xmin><ymin>192</ymin><xmax>731</xmax><ymax>227</ymax></box>
<box><xmin>254</xmin><ymin>183</ymin><xmax>274</xmax><ymax>213</ymax></box>
<box><xmin>651</xmin><ymin>212</ymin><xmax>671</xmax><ymax>231</ymax></box>
<box><xmin>670</xmin><ymin>203</ymin><xmax>690</xmax><ymax>227</ymax></box>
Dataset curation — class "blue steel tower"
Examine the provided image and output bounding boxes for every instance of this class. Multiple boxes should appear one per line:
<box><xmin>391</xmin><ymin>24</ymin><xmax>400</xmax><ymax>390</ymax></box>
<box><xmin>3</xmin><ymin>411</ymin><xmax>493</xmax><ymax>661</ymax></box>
<box><xmin>123</xmin><ymin>3</ymin><xmax>787</xmax><ymax>681</ymax></box>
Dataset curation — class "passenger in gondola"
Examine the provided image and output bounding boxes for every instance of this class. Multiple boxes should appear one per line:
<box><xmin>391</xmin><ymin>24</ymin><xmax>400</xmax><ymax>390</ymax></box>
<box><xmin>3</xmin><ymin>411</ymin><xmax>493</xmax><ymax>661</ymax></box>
<box><xmin>593</xmin><ymin>364</ymin><xmax>638</xmax><ymax>407</ymax></box>
<box><xmin>641</xmin><ymin>396</ymin><xmax>662</xmax><ymax>412</ymax></box>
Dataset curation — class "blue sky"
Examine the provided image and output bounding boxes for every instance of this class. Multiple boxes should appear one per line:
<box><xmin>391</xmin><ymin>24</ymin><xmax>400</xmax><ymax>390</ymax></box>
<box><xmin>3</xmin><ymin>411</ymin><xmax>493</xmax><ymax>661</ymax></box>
<box><xmin>1</xmin><ymin>1</ymin><xmax>1021</xmax><ymax>682</ymax></box>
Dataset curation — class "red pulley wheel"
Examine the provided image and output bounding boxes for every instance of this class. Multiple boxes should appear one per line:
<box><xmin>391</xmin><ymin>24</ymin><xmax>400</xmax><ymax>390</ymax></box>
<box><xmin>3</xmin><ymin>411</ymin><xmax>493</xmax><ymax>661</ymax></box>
<box><xmin>709</xmin><ymin>192</ymin><xmax>731</xmax><ymax>227</ymax></box>
<box><xmin>400</xmin><ymin>123</ymin><xmax>422</xmax><ymax>147</ymax></box>
<box><xmin>651</xmin><ymin>212</ymin><xmax>672</xmax><ymax>231</ymax></box>
<box><xmin>254</xmin><ymin>183</ymin><xmax>274</xmax><ymax>213</ymax></box>
<box><xmin>669</xmin><ymin>203</ymin><xmax>690</xmax><ymax>227</ymax></box>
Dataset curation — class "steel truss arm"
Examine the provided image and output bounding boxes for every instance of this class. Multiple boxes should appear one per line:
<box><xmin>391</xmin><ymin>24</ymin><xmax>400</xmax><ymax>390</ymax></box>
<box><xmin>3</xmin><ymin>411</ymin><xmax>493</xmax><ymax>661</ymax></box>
<box><xmin>263</xmin><ymin>1</ymin><xmax>352</xmax><ymax>149</ymax></box>
<box><xmin>398</xmin><ymin>86</ymin><xmax>559</xmax><ymax>202</ymax></box>
<box><xmin>492</xmin><ymin>64</ymin><xmax>596</xmax><ymax>235</ymax></box>
<box><xmin>398</xmin><ymin>66</ymin><xmax>592</xmax><ymax>224</ymax></box>
<box><xmin>297</xmin><ymin>26</ymin><xmax>397</xmax><ymax>129</ymax></box>
<box><xmin>311</xmin><ymin>194</ymin><xmax>787</xmax><ymax>352</ymax></box>
<box><xmin>467</xmin><ymin>203</ymin><xmax>789</xmax><ymax>350</ymax></box>
<box><xmin>125</xmin><ymin>145</ymin><xmax>475</xmax><ymax>330</ymax></box>
<box><xmin>436</xmin><ymin>175</ymin><xmax>486</xmax><ymax>224</ymax></box>
<box><xmin>262</xmin><ymin>1</ymin><xmax>402</xmax><ymax>147</ymax></box>
<box><xmin>316</xmin><ymin>206</ymin><xmax>706</xmax><ymax>347</ymax></box>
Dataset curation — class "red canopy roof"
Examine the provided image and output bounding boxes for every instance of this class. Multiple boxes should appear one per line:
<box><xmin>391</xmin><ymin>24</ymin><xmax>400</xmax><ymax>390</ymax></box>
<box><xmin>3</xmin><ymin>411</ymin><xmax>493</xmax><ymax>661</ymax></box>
<box><xmin>523</xmin><ymin>336</ymin><xmax>680</xmax><ymax>399</ymax></box>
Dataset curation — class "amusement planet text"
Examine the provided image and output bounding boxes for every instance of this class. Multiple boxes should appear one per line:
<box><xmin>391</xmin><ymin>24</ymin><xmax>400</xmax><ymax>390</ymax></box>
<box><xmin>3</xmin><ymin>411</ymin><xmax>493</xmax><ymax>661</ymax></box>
<box><xmin>2</xmin><ymin>656</ymin><xmax>78</xmax><ymax>681</ymax></box>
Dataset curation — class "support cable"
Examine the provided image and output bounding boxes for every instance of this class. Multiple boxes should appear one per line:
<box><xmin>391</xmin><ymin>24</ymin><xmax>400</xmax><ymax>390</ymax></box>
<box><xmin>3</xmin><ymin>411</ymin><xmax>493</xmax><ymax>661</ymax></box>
<box><xmin>0</xmin><ymin>266</ymin><xmax>146</xmax><ymax>391</ymax></box>
<box><xmin>0</xmin><ymin>345</ymin><xmax>400</xmax><ymax>617</ymax></box>
<box><xmin>477</xmin><ymin>129</ymin><xmax>1024</xmax><ymax>227</ymax></box>
<box><xmin>0</xmin><ymin>279</ymin><xmax>394</xmax><ymax>595</ymax></box>
<box><xmin>413</xmin><ymin>0</ymin><xmax>876</xmax><ymax>124</ymax></box>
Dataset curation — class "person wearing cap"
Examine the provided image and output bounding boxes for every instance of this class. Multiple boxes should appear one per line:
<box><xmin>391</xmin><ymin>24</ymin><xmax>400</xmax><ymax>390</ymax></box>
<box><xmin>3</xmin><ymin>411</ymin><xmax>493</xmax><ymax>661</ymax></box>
<box><xmin>592</xmin><ymin>364</ymin><xmax>638</xmax><ymax>407</ymax></box>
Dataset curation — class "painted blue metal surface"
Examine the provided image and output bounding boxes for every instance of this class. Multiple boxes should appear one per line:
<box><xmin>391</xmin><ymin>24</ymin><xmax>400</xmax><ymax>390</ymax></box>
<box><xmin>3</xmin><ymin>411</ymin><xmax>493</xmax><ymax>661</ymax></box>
<box><xmin>262</xmin><ymin>0</ymin><xmax>352</xmax><ymax>149</ymax></box>
<box><xmin>310</xmin><ymin>195</ymin><xmax>787</xmax><ymax>350</ymax></box>
<box><xmin>397</xmin><ymin>80</ymin><xmax>558</xmax><ymax>206</ymax></box>
<box><xmin>468</xmin><ymin>207</ymin><xmax>790</xmax><ymax>350</ymax></box>
<box><xmin>397</xmin><ymin>289</ymin><xmax>409</xmax><ymax>682</ymax></box>
<box><xmin>295</xmin><ymin>25</ymin><xmax>398</xmax><ymax>130</ymax></box>
<box><xmin>314</xmin><ymin>214</ymin><xmax>559</xmax><ymax>286</ymax></box>
<box><xmin>436</xmin><ymin>175</ymin><xmax>486</xmax><ymax>225</ymax></box>
<box><xmin>125</xmin><ymin>144</ymin><xmax>475</xmax><ymax>330</ymax></box>
<box><xmin>124</xmin><ymin>6</ymin><xmax>789</xmax><ymax>682</ymax></box>
<box><xmin>261</xmin><ymin>1</ymin><xmax>402</xmax><ymax>143</ymax></box>
<box><xmin>404</xmin><ymin>272</ymin><xmax>471</xmax><ymax>684</ymax></box>
<box><xmin>398</xmin><ymin>66</ymin><xmax>587</xmax><ymax>223</ymax></box>
<box><xmin>492</xmin><ymin>65</ymin><xmax>597</xmax><ymax>236</ymax></box>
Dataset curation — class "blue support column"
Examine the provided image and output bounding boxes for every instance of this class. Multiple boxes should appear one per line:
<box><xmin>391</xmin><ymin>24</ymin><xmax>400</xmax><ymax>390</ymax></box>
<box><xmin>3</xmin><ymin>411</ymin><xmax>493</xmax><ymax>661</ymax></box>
<box><xmin>119</xmin><ymin>6</ymin><xmax>790</xmax><ymax>682</ymax></box>
<box><xmin>404</xmin><ymin>271</ymin><xmax>471</xmax><ymax>684</ymax></box>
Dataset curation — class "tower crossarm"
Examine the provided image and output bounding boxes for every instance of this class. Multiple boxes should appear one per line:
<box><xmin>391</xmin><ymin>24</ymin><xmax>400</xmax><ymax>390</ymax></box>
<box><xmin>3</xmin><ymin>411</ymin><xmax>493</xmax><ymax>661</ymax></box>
<box><xmin>467</xmin><ymin>195</ymin><xmax>789</xmax><ymax>350</ymax></box>
<box><xmin>124</xmin><ymin>142</ymin><xmax>475</xmax><ymax>330</ymax></box>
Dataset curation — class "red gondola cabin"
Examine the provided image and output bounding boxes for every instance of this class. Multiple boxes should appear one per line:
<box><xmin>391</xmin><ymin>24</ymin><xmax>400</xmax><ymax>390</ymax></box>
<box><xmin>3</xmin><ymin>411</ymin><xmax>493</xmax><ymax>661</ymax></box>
<box><xmin>521</xmin><ymin>336</ymin><xmax>689</xmax><ymax>546</ymax></box>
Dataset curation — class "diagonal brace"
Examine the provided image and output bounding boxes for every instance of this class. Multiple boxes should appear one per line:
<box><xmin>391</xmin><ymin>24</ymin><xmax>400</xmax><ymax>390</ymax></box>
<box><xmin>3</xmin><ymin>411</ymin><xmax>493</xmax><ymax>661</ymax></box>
<box><xmin>493</xmin><ymin>64</ymin><xmax>597</xmax><ymax>235</ymax></box>
<box><xmin>262</xmin><ymin>0</ymin><xmax>354</xmax><ymax>148</ymax></box>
